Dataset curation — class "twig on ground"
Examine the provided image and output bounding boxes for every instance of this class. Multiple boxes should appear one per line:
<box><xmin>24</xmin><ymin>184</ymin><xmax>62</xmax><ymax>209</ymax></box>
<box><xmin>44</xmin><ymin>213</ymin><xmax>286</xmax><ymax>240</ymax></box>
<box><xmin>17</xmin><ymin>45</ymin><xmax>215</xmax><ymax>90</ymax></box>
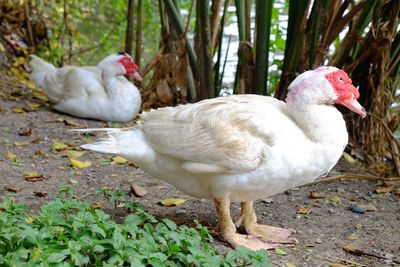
<box><xmin>312</xmin><ymin>173</ymin><xmax>400</xmax><ymax>184</ymax></box>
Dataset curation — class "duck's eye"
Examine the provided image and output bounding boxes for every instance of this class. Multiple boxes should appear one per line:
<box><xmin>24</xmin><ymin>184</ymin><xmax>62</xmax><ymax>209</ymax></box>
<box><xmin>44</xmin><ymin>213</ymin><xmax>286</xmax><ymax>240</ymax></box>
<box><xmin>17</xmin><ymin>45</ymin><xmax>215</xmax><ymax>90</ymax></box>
<box><xmin>338</xmin><ymin>76</ymin><xmax>344</xmax><ymax>82</ymax></box>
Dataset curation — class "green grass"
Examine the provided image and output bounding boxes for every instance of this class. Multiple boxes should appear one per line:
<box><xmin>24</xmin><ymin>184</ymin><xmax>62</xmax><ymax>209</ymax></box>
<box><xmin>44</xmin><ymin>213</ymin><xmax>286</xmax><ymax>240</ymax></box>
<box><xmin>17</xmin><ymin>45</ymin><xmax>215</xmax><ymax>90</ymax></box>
<box><xmin>0</xmin><ymin>186</ymin><xmax>270</xmax><ymax>266</ymax></box>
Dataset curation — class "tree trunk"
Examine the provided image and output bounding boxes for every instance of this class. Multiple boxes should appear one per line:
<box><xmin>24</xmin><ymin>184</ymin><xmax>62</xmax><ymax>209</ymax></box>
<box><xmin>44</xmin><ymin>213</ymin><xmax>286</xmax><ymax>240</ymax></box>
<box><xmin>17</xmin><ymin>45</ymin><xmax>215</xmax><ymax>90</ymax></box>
<box><xmin>125</xmin><ymin>0</ymin><xmax>135</xmax><ymax>55</ymax></box>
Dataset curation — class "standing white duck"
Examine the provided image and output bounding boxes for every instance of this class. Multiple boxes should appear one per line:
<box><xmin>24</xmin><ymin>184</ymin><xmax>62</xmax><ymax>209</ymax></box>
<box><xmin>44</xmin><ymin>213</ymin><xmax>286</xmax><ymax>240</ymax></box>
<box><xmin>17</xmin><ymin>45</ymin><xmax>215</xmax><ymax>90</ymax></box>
<box><xmin>80</xmin><ymin>66</ymin><xmax>366</xmax><ymax>250</ymax></box>
<box><xmin>28</xmin><ymin>52</ymin><xmax>142</xmax><ymax>122</ymax></box>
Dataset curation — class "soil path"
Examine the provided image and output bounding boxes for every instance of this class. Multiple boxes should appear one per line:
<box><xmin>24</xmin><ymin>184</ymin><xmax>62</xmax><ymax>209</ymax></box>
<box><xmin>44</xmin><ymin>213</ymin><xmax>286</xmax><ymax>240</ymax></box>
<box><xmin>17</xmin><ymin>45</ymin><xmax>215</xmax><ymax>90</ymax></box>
<box><xmin>0</xmin><ymin>71</ymin><xmax>399</xmax><ymax>266</ymax></box>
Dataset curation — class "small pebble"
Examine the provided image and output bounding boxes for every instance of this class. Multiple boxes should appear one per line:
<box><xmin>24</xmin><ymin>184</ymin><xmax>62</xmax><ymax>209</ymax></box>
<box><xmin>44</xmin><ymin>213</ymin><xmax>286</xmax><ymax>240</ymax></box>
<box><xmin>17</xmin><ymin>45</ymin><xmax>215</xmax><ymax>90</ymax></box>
<box><xmin>315</xmin><ymin>238</ymin><xmax>322</xmax><ymax>244</ymax></box>
<box><xmin>328</xmin><ymin>208</ymin><xmax>336</xmax><ymax>214</ymax></box>
<box><xmin>348</xmin><ymin>204</ymin><xmax>366</xmax><ymax>214</ymax></box>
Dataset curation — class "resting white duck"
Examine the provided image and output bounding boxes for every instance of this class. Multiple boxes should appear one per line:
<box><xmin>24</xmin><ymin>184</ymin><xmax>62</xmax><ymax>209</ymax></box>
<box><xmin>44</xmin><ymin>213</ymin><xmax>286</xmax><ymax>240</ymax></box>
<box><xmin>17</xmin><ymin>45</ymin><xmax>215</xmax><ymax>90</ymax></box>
<box><xmin>80</xmin><ymin>66</ymin><xmax>366</xmax><ymax>250</ymax></box>
<box><xmin>29</xmin><ymin>52</ymin><xmax>142</xmax><ymax>122</ymax></box>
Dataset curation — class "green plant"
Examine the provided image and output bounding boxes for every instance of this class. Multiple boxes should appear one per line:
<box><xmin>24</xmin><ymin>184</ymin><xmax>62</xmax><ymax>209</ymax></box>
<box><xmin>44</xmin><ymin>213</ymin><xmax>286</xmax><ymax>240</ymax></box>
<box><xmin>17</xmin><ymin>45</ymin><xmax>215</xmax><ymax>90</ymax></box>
<box><xmin>0</xmin><ymin>188</ymin><xmax>270</xmax><ymax>266</ymax></box>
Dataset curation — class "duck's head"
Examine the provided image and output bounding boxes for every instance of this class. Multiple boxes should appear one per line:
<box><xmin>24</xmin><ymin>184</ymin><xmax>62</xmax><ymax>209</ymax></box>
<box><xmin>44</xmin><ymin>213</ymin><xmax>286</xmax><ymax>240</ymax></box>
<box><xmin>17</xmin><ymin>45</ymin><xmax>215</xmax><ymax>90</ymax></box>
<box><xmin>99</xmin><ymin>52</ymin><xmax>142</xmax><ymax>81</ymax></box>
<box><xmin>286</xmin><ymin>66</ymin><xmax>366</xmax><ymax>118</ymax></box>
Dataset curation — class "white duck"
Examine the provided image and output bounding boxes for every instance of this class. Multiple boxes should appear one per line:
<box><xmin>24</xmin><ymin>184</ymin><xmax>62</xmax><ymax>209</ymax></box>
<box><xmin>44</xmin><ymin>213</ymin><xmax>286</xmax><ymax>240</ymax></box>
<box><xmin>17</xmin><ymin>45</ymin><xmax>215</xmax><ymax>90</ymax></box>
<box><xmin>81</xmin><ymin>66</ymin><xmax>366</xmax><ymax>250</ymax></box>
<box><xmin>28</xmin><ymin>52</ymin><xmax>142</xmax><ymax>122</ymax></box>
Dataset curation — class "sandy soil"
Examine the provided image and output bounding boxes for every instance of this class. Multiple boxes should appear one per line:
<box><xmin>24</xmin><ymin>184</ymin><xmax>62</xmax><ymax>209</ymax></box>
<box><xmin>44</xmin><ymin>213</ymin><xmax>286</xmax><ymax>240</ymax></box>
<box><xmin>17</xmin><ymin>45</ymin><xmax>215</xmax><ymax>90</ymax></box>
<box><xmin>0</xmin><ymin>71</ymin><xmax>399</xmax><ymax>266</ymax></box>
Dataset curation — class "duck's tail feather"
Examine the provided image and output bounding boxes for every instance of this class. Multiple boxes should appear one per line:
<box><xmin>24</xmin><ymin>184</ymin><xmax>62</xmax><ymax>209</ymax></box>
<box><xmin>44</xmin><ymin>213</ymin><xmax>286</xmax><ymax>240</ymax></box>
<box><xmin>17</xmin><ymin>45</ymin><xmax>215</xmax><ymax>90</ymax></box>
<box><xmin>74</xmin><ymin>127</ymin><xmax>144</xmax><ymax>156</ymax></box>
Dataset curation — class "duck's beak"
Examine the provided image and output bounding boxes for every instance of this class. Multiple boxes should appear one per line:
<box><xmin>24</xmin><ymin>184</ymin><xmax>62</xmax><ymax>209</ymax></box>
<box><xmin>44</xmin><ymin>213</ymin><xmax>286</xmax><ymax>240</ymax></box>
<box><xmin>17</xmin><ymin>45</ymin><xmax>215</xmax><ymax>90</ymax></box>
<box><xmin>126</xmin><ymin>70</ymin><xmax>142</xmax><ymax>82</ymax></box>
<box><xmin>340</xmin><ymin>97</ymin><xmax>366</xmax><ymax>118</ymax></box>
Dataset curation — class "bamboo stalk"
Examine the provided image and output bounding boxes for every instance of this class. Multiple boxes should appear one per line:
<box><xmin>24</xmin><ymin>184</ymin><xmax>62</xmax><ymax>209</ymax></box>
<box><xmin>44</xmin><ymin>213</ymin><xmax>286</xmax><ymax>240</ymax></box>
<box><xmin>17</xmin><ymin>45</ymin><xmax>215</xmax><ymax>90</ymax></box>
<box><xmin>195</xmin><ymin>0</ymin><xmax>214</xmax><ymax>100</ymax></box>
<box><xmin>135</xmin><ymin>0</ymin><xmax>143</xmax><ymax>68</ymax></box>
<box><xmin>253</xmin><ymin>0</ymin><xmax>273</xmax><ymax>95</ymax></box>
<box><xmin>213</xmin><ymin>0</ymin><xmax>231</xmax><ymax>94</ymax></box>
<box><xmin>125</xmin><ymin>0</ymin><xmax>135</xmax><ymax>56</ymax></box>
<box><xmin>163</xmin><ymin>0</ymin><xmax>197</xmax><ymax>75</ymax></box>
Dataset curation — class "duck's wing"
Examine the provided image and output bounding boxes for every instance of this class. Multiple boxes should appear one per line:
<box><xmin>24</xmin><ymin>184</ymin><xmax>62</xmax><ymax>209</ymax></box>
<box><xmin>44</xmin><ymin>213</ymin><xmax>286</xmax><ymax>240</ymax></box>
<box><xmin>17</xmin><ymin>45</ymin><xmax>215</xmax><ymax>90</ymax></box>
<box><xmin>141</xmin><ymin>95</ymin><xmax>295</xmax><ymax>174</ymax></box>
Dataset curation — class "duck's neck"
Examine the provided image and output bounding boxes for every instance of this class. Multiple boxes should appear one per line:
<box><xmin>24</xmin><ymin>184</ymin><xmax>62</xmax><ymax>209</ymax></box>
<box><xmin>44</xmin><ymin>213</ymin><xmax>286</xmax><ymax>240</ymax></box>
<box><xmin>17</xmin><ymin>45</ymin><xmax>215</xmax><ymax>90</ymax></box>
<box><xmin>286</xmin><ymin>94</ymin><xmax>348</xmax><ymax>146</ymax></box>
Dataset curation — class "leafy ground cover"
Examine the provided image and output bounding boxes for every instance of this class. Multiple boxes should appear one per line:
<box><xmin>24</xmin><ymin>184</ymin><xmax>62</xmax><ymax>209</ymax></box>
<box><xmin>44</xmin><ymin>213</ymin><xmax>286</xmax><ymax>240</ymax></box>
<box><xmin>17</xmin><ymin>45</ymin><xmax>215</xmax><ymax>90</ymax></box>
<box><xmin>0</xmin><ymin>187</ymin><xmax>269</xmax><ymax>266</ymax></box>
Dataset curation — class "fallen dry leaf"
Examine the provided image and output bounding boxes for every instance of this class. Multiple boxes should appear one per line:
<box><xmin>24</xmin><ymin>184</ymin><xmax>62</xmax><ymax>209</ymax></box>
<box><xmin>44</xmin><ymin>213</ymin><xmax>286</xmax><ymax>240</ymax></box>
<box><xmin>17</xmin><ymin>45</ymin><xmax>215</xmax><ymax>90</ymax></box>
<box><xmin>5</xmin><ymin>152</ymin><xmax>18</xmax><ymax>160</ymax></box>
<box><xmin>66</xmin><ymin>150</ymin><xmax>85</xmax><ymax>159</ymax></box>
<box><xmin>274</xmin><ymin>247</ymin><xmax>287</xmax><ymax>256</ymax></box>
<box><xmin>23</xmin><ymin>172</ymin><xmax>44</xmax><ymax>182</ymax></box>
<box><xmin>297</xmin><ymin>207</ymin><xmax>312</xmax><ymax>214</ymax></box>
<box><xmin>32</xmin><ymin>91</ymin><xmax>48</xmax><ymax>102</ymax></box>
<box><xmin>11</xmin><ymin>107</ymin><xmax>25</xmax><ymax>113</ymax></box>
<box><xmin>27</xmin><ymin>102</ymin><xmax>41</xmax><ymax>110</ymax></box>
<box><xmin>130</xmin><ymin>183</ymin><xmax>148</xmax><ymax>197</ymax></box>
<box><xmin>14</xmin><ymin>141</ymin><xmax>31</xmax><ymax>147</ymax></box>
<box><xmin>51</xmin><ymin>140</ymin><xmax>69</xmax><ymax>152</ymax></box>
<box><xmin>285</xmin><ymin>263</ymin><xmax>295</xmax><ymax>267</ymax></box>
<box><xmin>375</xmin><ymin>187</ymin><xmax>392</xmax><ymax>194</ymax></box>
<box><xmin>18</xmin><ymin>127</ymin><xmax>32</xmax><ymax>136</ymax></box>
<box><xmin>5</xmin><ymin>186</ymin><xmax>21</xmax><ymax>192</ymax></box>
<box><xmin>70</xmin><ymin>158</ymin><xmax>92</xmax><ymax>168</ymax></box>
<box><xmin>308</xmin><ymin>191</ymin><xmax>325</xmax><ymax>199</ymax></box>
<box><xmin>329</xmin><ymin>264</ymin><xmax>348</xmax><ymax>267</ymax></box>
<box><xmin>112</xmin><ymin>156</ymin><xmax>128</xmax><ymax>164</ymax></box>
<box><xmin>328</xmin><ymin>195</ymin><xmax>341</xmax><ymax>205</ymax></box>
<box><xmin>69</xmin><ymin>179</ymin><xmax>79</xmax><ymax>184</ymax></box>
<box><xmin>64</xmin><ymin>119</ymin><xmax>84</xmax><ymax>127</ymax></box>
<box><xmin>342</xmin><ymin>152</ymin><xmax>356</xmax><ymax>163</ymax></box>
<box><xmin>46</xmin><ymin>117</ymin><xmax>65</xmax><ymax>123</ymax></box>
<box><xmin>91</xmin><ymin>203</ymin><xmax>102</xmax><ymax>209</ymax></box>
<box><xmin>358</xmin><ymin>204</ymin><xmax>377</xmax><ymax>211</ymax></box>
<box><xmin>35</xmin><ymin>149</ymin><xmax>46</xmax><ymax>156</ymax></box>
<box><xmin>347</xmin><ymin>234</ymin><xmax>359</xmax><ymax>240</ymax></box>
<box><xmin>46</xmin><ymin>117</ymin><xmax>84</xmax><ymax>127</ymax></box>
<box><xmin>33</xmin><ymin>191</ymin><xmax>47</xmax><ymax>197</ymax></box>
<box><xmin>159</xmin><ymin>198</ymin><xmax>186</xmax><ymax>207</ymax></box>
<box><xmin>343</xmin><ymin>244</ymin><xmax>363</xmax><ymax>255</ymax></box>
<box><xmin>25</xmin><ymin>217</ymin><xmax>34</xmax><ymax>224</ymax></box>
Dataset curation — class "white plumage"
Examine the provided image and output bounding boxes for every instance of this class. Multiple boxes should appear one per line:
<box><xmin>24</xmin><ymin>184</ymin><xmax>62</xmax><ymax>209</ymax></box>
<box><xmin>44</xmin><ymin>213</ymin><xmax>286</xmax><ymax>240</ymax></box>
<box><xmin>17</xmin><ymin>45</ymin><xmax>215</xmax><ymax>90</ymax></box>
<box><xmin>81</xmin><ymin>66</ymin><xmax>366</xmax><ymax>250</ymax></box>
<box><xmin>29</xmin><ymin>53</ymin><xmax>142</xmax><ymax>122</ymax></box>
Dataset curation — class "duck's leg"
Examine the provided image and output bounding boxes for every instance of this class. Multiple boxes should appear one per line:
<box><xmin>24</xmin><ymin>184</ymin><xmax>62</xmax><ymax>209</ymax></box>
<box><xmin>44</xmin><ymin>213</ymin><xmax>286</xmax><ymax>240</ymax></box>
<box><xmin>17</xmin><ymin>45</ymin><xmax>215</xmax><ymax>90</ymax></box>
<box><xmin>214</xmin><ymin>198</ymin><xmax>279</xmax><ymax>250</ymax></box>
<box><xmin>239</xmin><ymin>201</ymin><xmax>297</xmax><ymax>244</ymax></box>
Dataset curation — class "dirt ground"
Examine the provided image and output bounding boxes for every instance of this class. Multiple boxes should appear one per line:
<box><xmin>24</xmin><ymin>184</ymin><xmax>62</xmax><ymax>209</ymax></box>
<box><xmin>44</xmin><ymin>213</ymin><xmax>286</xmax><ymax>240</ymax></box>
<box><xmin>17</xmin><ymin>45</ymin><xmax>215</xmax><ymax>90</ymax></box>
<box><xmin>0</xmin><ymin>70</ymin><xmax>399</xmax><ymax>267</ymax></box>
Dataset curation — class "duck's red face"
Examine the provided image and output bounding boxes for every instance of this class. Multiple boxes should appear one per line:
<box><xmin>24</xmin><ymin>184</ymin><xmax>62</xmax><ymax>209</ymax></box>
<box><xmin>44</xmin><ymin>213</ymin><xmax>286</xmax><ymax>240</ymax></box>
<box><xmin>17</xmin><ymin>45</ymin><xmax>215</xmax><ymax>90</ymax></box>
<box><xmin>325</xmin><ymin>69</ymin><xmax>366</xmax><ymax>118</ymax></box>
<box><xmin>118</xmin><ymin>55</ymin><xmax>142</xmax><ymax>81</ymax></box>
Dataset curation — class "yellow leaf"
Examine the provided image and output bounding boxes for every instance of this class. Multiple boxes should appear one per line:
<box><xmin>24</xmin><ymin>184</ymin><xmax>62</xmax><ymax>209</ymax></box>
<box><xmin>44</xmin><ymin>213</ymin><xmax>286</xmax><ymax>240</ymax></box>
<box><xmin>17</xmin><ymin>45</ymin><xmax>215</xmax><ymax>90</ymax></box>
<box><xmin>66</xmin><ymin>150</ymin><xmax>85</xmax><ymax>159</ymax></box>
<box><xmin>159</xmin><ymin>198</ymin><xmax>186</xmax><ymax>207</ymax></box>
<box><xmin>0</xmin><ymin>43</ymin><xmax>5</xmax><ymax>52</ymax></box>
<box><xmin>328</xmin><ymin>195</ymin><xmax>341</xmax><ymax>205</ymax></box>
<box><xmin>112</xmin><ymin>156</ymin><xmax>128</xmax><ymax>164</ymax></box>
<box><xmin>14</xmin><ymin>141</ymin><xmax>31</xmax><ymax>147</ymax></box>
<box><xmin>64</xmin><ymin>119</ymin><xmax>84</xmax><ymax>127</ymax></box>
<box><xmin>11</xmin><ymin>107</ymin><xmax>26</xmax><ymax>113</ymax></box>
<box><xmin>308</xmin><ymin>191</ymin><xmax>325</xmax><ymax>199</ymax></box>
<box><xmin>52</xmin><ymin>140</ymin><xmax>69</xmax><ymax>152</ymax></box>
<box><xmin>342</xmin><ymin>152</ymin><xmax>356</xmax><ymax>163</ymax></box>
<box><xmin>342</xmin><ymin>244</ymin><xmax>362</xmax><ymax>255</ymax></box>
<box><xmin>297</xmin><ymin>207</ymin><xmax>312</xmax><ymax>214</ymax></box>
<box><xmin>358</xmin><ymin>204</ymin><xmax>377</xmax><ymax>211</ymax></box>
<box><xmin>329</xmin><ymin>264</ymin><xmax>348</xmax><ymax>267</ymax></box>
<box><xmin>23</xmin><ymin>172</ymin><xmax>44</xmax><ymax>182</ymax></box>
<box><xmin>27</xmin><ymin>102</ymin><xmax>41</xmax><ymax>109</ymax></box>
<box><xmin>32</xmin><ymin>91</ymin><xmax>48</xmax><ymax>102</ymax></box>
<box><xmin>347</xmin><ymin>234</ymin><xmax>359</xmax><ymax>240</ymax></box>
<box><xmin>286</xmin><ymin>263</ymin><xmax>296</xmax><ymax>267</ymax></box>
<box><xmin>5</xmin><ymin>152</ymin><xmax>18</xmax><ymax>160</ymax></box>
<box><xmin>375</xmin><ymin>187</ymin><xmax>392</xmax><ymax>194</ymax></box>
<box><xmin>46</xmin><ymin>117</ymin><xmax>65</xmax><ymax>123</ymax></box>
<box><xmin>70</xmin><ymin>158</ymin><xmax>92</xmax><ymax>168</ymax></box>
<box><xmin>25</xmin><ymin>217</ymin><xmax>34</xmax><ymax>224</ymax></box>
